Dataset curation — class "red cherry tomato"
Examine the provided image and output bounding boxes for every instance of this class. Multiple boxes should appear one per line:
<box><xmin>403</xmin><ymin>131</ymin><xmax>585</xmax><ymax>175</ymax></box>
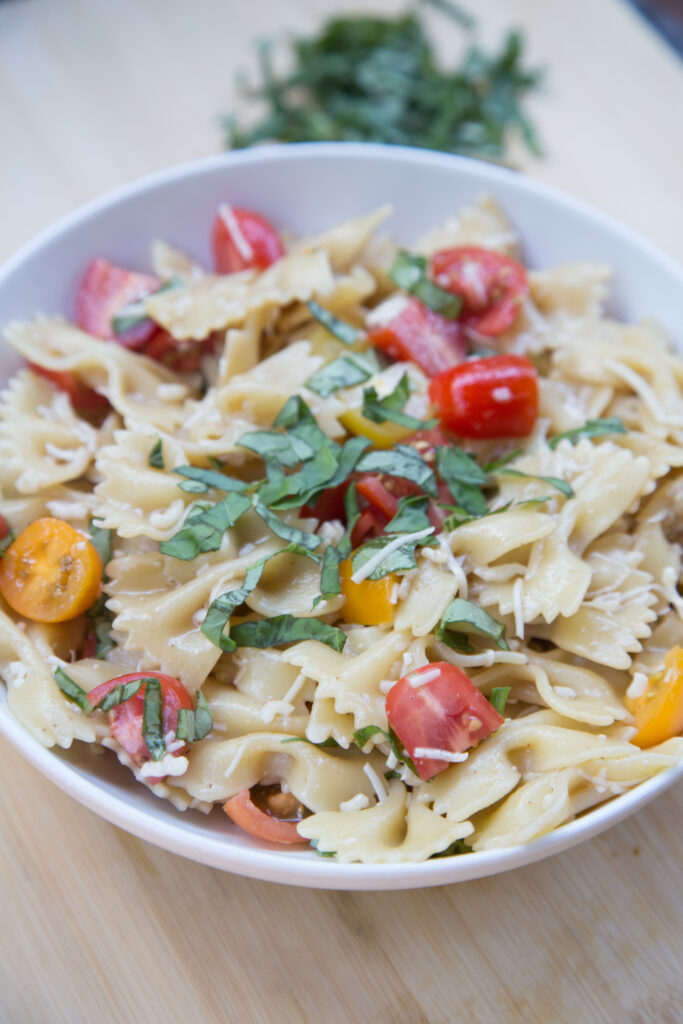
<box><xmin>223</xmin><ymin>790</ymin><xmax>307</xmax><ymax>845</ymax></box>
<box><xmin>0</xmin><ymin>515</ymin><xmax>9</xmax><ymax>541</ymax></box>
<box><xmin>429</xmin><ymin>354</ymin><xmax>538</xmax><ymax>439</ymax></box>
<box><xmin>140</xmin><ymin>331</ymin><xmax>217</xmax><ymax>375</ymax></box>
<box><xmin>368</xmin><ymin>297</ymin><xmax>467</xmax><ymax>377</ymax></box>
<box><xmin>386</xmin><ymin>662</ymin><xmax>504</xmax><ymax>781</ymax></box>
<box><xmin>75</xmin><ymin>258</ymin><xmax>160</xmax><ymax>347</ymax></box>
<box><xmin>88</xmin><ymin>671</ymin><xmax>193</xmax><ymax>776</ymax></box>
<box><xmin>27</xmin><ymin>363</ymin><xmax>110</xmax><ymax>413</ymax></box>
<box><xmin>211</xmin><ymin>206</ymin><xmax>284</xmax><ymax>274</ymax></box>
<box><xmin>430</xmin><ymin>247</ymin><xmax>528</xmax><ymax>337</ymax></box>
<box><xmin>350</xmin><ymin>506</ymin><xmax>388</xmax><ymax>548</ymax></box>
<box><xmin>355</xmin><ymin>475</ymin><xmax>400</xmax><ymax>520</ymax></box>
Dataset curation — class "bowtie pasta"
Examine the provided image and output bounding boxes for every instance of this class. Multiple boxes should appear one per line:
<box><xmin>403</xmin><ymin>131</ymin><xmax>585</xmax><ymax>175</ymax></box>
<box><xmin>1</xmin><ymin>197</ymin><xmax>682</xmax><ymax>864</ymax></box>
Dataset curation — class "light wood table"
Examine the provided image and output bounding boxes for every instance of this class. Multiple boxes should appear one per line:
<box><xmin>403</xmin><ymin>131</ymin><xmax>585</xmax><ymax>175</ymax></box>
<box><xmin>1</xmin><ymin>1</ymin><xmax>682</xmax><ymax>1021</ymax></box>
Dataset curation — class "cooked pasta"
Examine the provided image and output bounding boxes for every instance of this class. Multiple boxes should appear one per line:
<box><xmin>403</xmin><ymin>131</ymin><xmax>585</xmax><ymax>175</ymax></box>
<box><xmin>1</xmin><ymin>197</ymin><xmax>682</xmax><ymax>864</ymax></box>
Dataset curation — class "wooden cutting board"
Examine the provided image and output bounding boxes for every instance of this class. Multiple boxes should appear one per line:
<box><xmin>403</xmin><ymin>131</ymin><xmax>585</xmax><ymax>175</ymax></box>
<box><xmin>0</xmin><ymin>1</ymin><xmax>682</xmax><ymax>1021</ymax></box>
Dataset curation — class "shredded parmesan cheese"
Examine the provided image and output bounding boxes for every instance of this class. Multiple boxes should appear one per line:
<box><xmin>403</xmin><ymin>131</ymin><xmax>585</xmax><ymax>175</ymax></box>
<box><xmin>339</xmin><ymin>793</ymin><xmax>371</xmax><ymax>813</ymax></box>
<box><xmin>512</xmin><ymin>577</ymin><xmax>525</xmax><ymax>639</ymax></box>
<box><xmin>363</xmin><ymin>762</ymin><xmax>388</xmax><ymax>803</ymax></box>
<box><xmin>626</xmin><ymin>672</ymin><xmax>650</xmax><ymax>700</ymax></box>
<box><xmin>412</xmin><ymin>747</ymin><xmax>469</xmax><ymax>763</ymax></box>
<box><xmin>218</xmin><ymin>204</ymin><xmax>254</xmax><ymax>262</ymax></box>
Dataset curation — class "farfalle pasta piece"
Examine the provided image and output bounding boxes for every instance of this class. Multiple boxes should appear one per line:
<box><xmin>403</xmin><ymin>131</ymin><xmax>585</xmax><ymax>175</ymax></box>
<box><xmin>529</xmin><ymin>262</ymin><xmax>611</xmax><ymax>318</ymax></box>
<box><xmin>416</xmin><ymin>196</ymin><xmax>518</xmax><ymax>257</ymax></box>
<box><xmin>294</xmin><ymin>206</ymin><xmax>393</xmax><ymax>271</ymax></box>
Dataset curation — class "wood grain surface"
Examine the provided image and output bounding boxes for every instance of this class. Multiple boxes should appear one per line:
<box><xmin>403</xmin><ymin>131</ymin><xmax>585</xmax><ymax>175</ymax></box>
<box><xmin>1</xmin><ymin>1</ymin><xmax>682</xmax><ymax>1022</ymax></box>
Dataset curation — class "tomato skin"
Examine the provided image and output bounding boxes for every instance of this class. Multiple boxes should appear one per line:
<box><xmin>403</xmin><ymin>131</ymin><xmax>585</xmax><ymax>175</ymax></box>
<box><xmin>88</xmin><ymin>671</ymin><xmax>193</xmax><ymax>773</ymax></box>
<box><xmin>223</xmin><ymin>790</ymin><xmax>307</xmax><ymax>845</ymax></box>
<box><xmin>27</xmin><ymin>363</ymin><xmax>110</xmax><ymax>412</ymax></box>
<box><xmin>386</xmin><ymin>662</ymin><xmax>504</xmax><ymax>781</ymax></box>
<box><xmin>211</xmin><ymin>206</ymin><xmax>284</xmax><ymax>274</ymax></box>
<box><xmin>140</xmin><ymin>330</ymin><xmax>216</xmax><ymax>374</ymax></box>
<box><xmin>0</xmin><ymin>515</ymin><xmax>9</xmax><ymax>541</ymax></box>
<box><xmin>0</xmin><ymin>518</ymin><xmax>102</xmax><ymax>623</ymax></box>
<box><xmin>429</xmin><ymin>354</ymin><xmax>538</xmax><ymax>439</ymax></box>
<box><xmin>430</xmin><ymin>247</ymin><xmax>528</xmax><ymax>336</ymax></box>
<box><xmin>355</xmin><ymin>475</ymin><xmax>400</xmax><ymax>520</ymax></box>
<box><xmin>75</xmin><ymin>258</ymin><xmax>159</xmax><ymax>346</ymax></box>
<box><xmin>368</xmin><ymin>297</ymin><xmax>467</xmax><ymax>377</ymax></box>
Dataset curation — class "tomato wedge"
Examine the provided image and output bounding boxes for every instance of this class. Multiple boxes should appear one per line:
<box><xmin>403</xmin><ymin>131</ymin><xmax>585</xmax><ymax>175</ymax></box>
<box><xmin>88</xmin><ymin>671</ymin><xmax>193</xmax><ymax>774</ymax></box>
<box><xmin>430</xmin><ymin>247</ymin><xmax>528</xmax><ymax>337</ymax></box>
<box><xmin>386</xmin><ymin>662</ymin><xmax>504</xmax><ymax>780</ymax></box>
<box><xmin>0</xmin><ymin>515</ymin><xmax>10</xmax><ymax>542</ymax></box>
<box><xmin>211</xmin><ymin>206</ymin><xmax>284</xmax><ymax>274</ymax></box>
<box><xmin>367</xmin><ymin>297</ymin><xmax>467</xmax><ymax>377</ymax></box>
<box><xmin>223</xmin><ymin>788</ymin><xmax>307</xmax><ymax>845</ymax></box>
<box><xmin>27</xmin><ymin>363</ymin><xmax>110</xmax><ymax>413</ymax></box>
<box><xmin>75</xmin><ymin>258</ymin><xmax>159</xmax><ymax>346</ymax></box>
<box><xmin>0</xmin><ymin>518</ymin><xmax>102</xmax><ymax>623</ymax></box>
<box><xmin>429</xmin><ymin>354</ymin><xmax>538</xmax><ymax>439</ymax></box>
<box><xmin>140</xmin><ymin>330</ymin><xmax>216</xmax><ymax>374</ymax></box>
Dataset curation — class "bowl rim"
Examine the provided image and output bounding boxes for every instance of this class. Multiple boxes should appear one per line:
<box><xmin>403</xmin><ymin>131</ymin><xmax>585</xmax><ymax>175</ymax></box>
<box><xmin>1</xmin><ymin>141</ymin><xmax>682</xmax><ymax>890</ymax></box>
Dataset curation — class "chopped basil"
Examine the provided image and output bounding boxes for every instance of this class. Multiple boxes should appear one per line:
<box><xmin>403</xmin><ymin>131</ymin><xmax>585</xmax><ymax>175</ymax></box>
<box><xmin>436</xmin><ymin>446</ymin><xmax>489</xmax><ymax>515</ymax></box>
<box><xmin>484</xmin><ymin>448</ymin><xmax>522</xmax><ymax>473</ymax></box>
<box><xmin>266</xmin><ymin>437</ymin><xmax>370</xmax><ymax>511</ymax></box>
<box><xmin>173</xmin><ymin>465</ymin><xmax>249</xmax><ymax>493</ymax></box>
<box><xmin>148</xmin><ymin>439</ymin><xmax>164</xmax><ymax>469</ymax></box>
<box><xmin>385</xmin><ymin>495</ymin><xmax>432</xmax><ymax>534</ymax></box>
<box><xmin>88</xmin><ymin>519</ymin><xmax>113</xmax><ymax>572</ymax></box>
<box><xmin>353</xmin><ymin>724</ymin><xmax>387</xmax><ymax>749</ymax></box>
<box><xmin>362</xmin><ymin>372</ymin><xmax>438</xmax><ymax>431</ymax></box>
<box><xmin>110</xmin><ymin>276</ymin><xmax>181</xmax><ymax>336</ymax></box>
<box><xmin>307</xmin><ymin>300</ymin><xmax>362</xmax><ymax>346</ymax></box>
<box><xmin>442</xmin><ymin>500</ymin><xmax>512</xmax><ymax>532</ymax></box>
<box><xmin>280</xmin><ymin>736</ymin><xmax>340</xmax><ymax>748</ymax></box>
<box><xmin>159</xmin><ymin>492</ymin><xmax>252</xmax><ymax>560</ymax></box>
<box><xmin>548</xmin><ymin>417</ymin><xmax>626</xmax><ymax>449</ymax></box>
<box><xmin>54</xmin><ymin>667</ymin><xmax>92</xmax><ymax>713</ymax></box>
<box><xmin>229</xmin><ymin>615</ymin><xmax>346</xmax><ymax>652</ymax></box>
<box><xmin>438</xmin><ymin>598</ymin><xmax>509</xmax><ymax>651</ymax></box>
<box><xmin>430</xmin><ymin>839</ymin><xmax>473</xmax><ymax>858</ymax></box>
<box><xmin>310</xmin><ymin>839</ymin><xmax>335</xmax><ymax>858</ymax></box>
<box><xmin>312</xmin><ymin>482</ymin><xmax>361</xmax><ymax>607</ymax></box>
<box><xmin>273</xmin><ymin>396</ymin><xmax>330</xmax><ymax>452</ymax></box>
<box><xmin>305</xmin><ymin>353</ymin><xmax>375</xmax><ymax>398</ymax></box>
<box><xmin>384</xmin><ymin>770</ymin><xmax>401</xmax><ymax>780</ymax></box>
<box><xmin>497</xmin><ymin>468</ymin><xmax>574</xmax><ymax>498</ymax></box>
<box><xmin>141</xmin><ymin>677</ymin><xmax>166</xmax><ymax>761</ymax></box>
<box><xmin>95</xmin><ymin>678</ymin><xmax>143</xmax><ymax>713</ymax></box>
<box><xmin>238</xmin><ymin>430</ymin><xmax>315</xmax><ymax>467</ymax></box>
<box><xmin>352</xmin><ymin>724</ymin><xmax>418</xmax><ymax>776</ymax></box>
<box><xmin>356</xmin><ymin>444</ymin><xmax>437</xmax><ymax>497</ymax></box>
<box><xmin>490</xmin><ymin>685</ymin><xmax>510</xmax><ymax>715</ymax></box>
<box><xmin>176</xmin><ymin>691</ymin><xmax>214</xmax><ymax>743</ymax></box>
<box><xmin>86</xmin><ymin>595</ymin><xmax>116</xmax><ymax>658</ymax></box>
<box><xmin>350</xmin><ymin>527</ymin><xmax>436</xmax><ymax>581</ymax></box>
<box><xmin>0</xmin><ymin>527</ymin><xmax>15</xmax><ymax>558</ymax></box>
<box><xmin>252</xmin><ymin>498</ymin><xmax>322</xmax><ymax>552</ymax></box>
<box><xmin>389</xmin><ymin>250</ymin><xmax>462</xmax><ymax>319</ymax></box>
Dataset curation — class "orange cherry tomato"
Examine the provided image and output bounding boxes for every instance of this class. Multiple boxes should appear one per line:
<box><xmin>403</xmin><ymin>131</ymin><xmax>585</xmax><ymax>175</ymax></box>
<box><xmin>223</xmin><ymin>789</ymin><xmax>307</xmax><ymax>845</ymax></box>
<box><xmin>0</xmin><ymin>517</ymin><xmax>102</xmax><ymax>623</ymax></box>
<box><xmin>626</xmin><ymin>646</ymin><xmax>683</xmax><ymax>748</ymax></box>
<box><xmin>339</xmin><ymin>557</ymin><xmax>396</xmax><ymax>626</ymax></box>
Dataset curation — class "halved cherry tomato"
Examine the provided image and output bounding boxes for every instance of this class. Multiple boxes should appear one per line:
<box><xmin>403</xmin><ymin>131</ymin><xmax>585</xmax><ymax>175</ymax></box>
<box><xmin>626</xmin><ymin>646</ymin><xmax>683</xmax><ymax>748</ymax></box>
<box><xmin>88</xmin><ymin>671</ymin><xmax>193</xmax><ymax>774</ymax></box>
<box><xmin>350</xmin><ymin>507</ymin><xmax>387</xmax><ymax>548</ymax></box>
<box><xmin>356</xmin><ymin>475</ymin><xmax>400</xmax><ymax>520</ymax></box>
<box><xmin>367</xmin><ymin>297</ymin><xmax>467</xmax><ymax>377</ymax></box>
<box><xmin>27</xmin><ymin>363</ymin><xmax>110</xmax><ymax>413</ymax></box>
<box><xmin>429</xmin><ymin>354</ymin><xmax>538</xmax><ymax>439</ymax></box>
<box><xmin>0</xmin><ymin>518</ymin><xmax>102</xmax><ymax>623</ymax></box>
<box><xmin>430</xmin><ymin>247</ymin><xmax>528</xmax><ymax>336</ymax></box>
<box><xmin>211</xmin><ymin>206</ymin><xmax>284</xmax><ymax>274</ymax></box>
<box><xmin>339</xmin><ymin>557</ymin><xmax>397</xmax><ymax>626</ymax></box>
<box><xmin>386</xmin><ymin>661</ymin><xmax>504</xmax><ymax>781</ymax></box>
<box><xmin>140</xmin><ymin>330</ymin><xmax>216</xmax><ymax>374</ymax></box>
<box><xmin>0</xmin><ymin>515</ymin><xmax>9</xmax><ymax>541</ymax></box>
<box><xmin>223</xmin><ymin>789</ymin><xmax>307</xmax><ymax>845</ymax></box>
<box><xmin>75</xmin><ymin>258</ymin><xmax>159</xmax><ymax>346</ymax></box>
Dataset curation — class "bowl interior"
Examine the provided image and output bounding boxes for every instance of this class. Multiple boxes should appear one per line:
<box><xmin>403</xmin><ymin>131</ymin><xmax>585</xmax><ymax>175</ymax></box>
<box><xmin>0</xmin><ymin>142</ymin><xmax>681</xmax><ymax>889</ymax></box>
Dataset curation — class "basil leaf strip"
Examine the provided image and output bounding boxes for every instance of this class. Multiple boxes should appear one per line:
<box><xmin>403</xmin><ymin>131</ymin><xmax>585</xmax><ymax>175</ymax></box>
<box><xmin>88</xmin><ymin>519</ymin><xmax>113</xmax><ymax>572</ymax></box>
<box><xmin>490</xmin><ymin>685</ymin><xmax>510</xmax><ymax>715</ymax></box>
<box><xmin>548</xmin><ymin>417</ymin><xmax>626</xmax><ymax>449</ymax></box>
<box><xmin>229</xmin><ymin>615</ymin><xmax>346</xmax><ymax>652</ymax></box>
<box><xmin>385</xmin><ymin>495</ymin><xmax>432</xmax><ymax>534</ymax></box>
<box><xmin>110</xmin><ymin>276</ymin><xmax>181</xmax><ymax>336</ymax></box>
<box><xmin>352</xmin><ymin>724</ymin><xmax>418</xmax><ymax>776</ymax></box>
<box><xmin>95</xmin><ymin>679</ymin><xmax>143</xmax><ymax>713</ymax></box>
<box><xmin>356</xmin><ymin>444</ymin><xmax>437</xmax><ymax>496</ymax></box>
<box><xmin>173</xmin><ymin>466</ymin><xmax>249</xmax><ymax>493</ymax></box>
<box><xmin>430</xmin><ymin>839</ymin><xmax>473</xmax><ymax>858</ymax></box>
<box><xmin>0</xmin><ymin>527</ymin><xmax>15</xmax><ymax>557</ymax></box>
<box><xmin>54</xmin><ymin>667</ymin><xmax>92</xmax><ymax>713</ymax></box>
<box><xmin>497</xmin><ymin>468</ymin><xmax>574</xmax><ymax>498</ymax></box>
<box><xmin>484</xmin><ymin>448</ymin><xmax>522</xmax><ymax>473</ymax></box>
<box><xmin>86</xmin><ymin>595</ymin><xmax>116</xmax><ymax>658</ymax></box>
<box><xmin>438</xmin><ymin>598</ymin><xmax>510</xmax><ymax>651</ymax></box>
<box><xmin>307</xmin><ymin>300</ymin><xmax>362</xmax><ymax>346</ymax></box>
<box><xmin>312</xmin><ymin>482</ymin><xmax>361</xmax><ymax>606</ymax></box>
<box><xmin>141</xmin><ymin>677</ymin><xmax>166</xmax><ymax>761</ymax></box>
<box><xmin>280</xmin><ymin>736</ymin><xmax>340</xmax><ymax>748</ymax></box>
<box><xmin>436</xmin><ymin>446</ymin><xmax>489</xmax><ymax>515</ymax></box>
<box><xmin>252</xmin><ymin>498</ymin><xmax>322</xmax><ymax>552</ymax></box>
<box><xmin>350</xmin><ymin>526</ymin><xmax>436</xmax><ymax>581</ymax></box>
<box><xmin>148</xmin><ymin>439</ymin><xmax>164</xmax><ymax>469</ymax></box>
<box><xmin>176</xmin><ymin>691</ymin><xmax>214</xmax><ymax>743</ymax></box>
<box><xmin>389</xmin><ymin>250</ymin><xmax>462</xmax><ymax>319</ymax></box>
<box><xmin>238</xmin><ymin>430</ymin><xmax>315</xmax><ymax>467</ymax></box>
<box><xmin>362</xmin><ymin>372</ymin><xmax>438</xmax><ymax>430</ymax></box>
<box><xmin>160</xmin><ymin>493</ymin><xmax>252</xmax><ymax>560</ymax></box>
<box><xmin>305</xmin><ymin>353</ymin><xmax>375</xmax><ymax>398</ymax></box>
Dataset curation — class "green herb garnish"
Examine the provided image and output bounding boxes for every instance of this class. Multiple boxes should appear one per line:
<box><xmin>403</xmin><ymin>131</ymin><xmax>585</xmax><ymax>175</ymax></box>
<box><xmin>222</xmin><ymin>10</ymin><xmax>541</xmax><ymax>163</ymax></box>
<box><xmin>159</xmin><ymin>493</ymin><xmax>252</xmax><ymax>560</ymax></box>
<box><xmin>548</xmin><ymin>417</ymin><xmax>626</xmax><ymax>450</ymax></box>
<box><xmin>110</xmin><ymin>276</ymin><xmax>181</xmax><ymax>336</ymax></box>
<box><xmin>88</xmin><ymin>519</ymin><xmax>113</xmax><ymax>572</ymax></box>
<box><xmin>229</xmin><ymin>615</ymin><xmax>346</xmax><ymax>653</ymax></box>
<box><xmin>496</xmin><ymin>468</ymin><xmax>574</xmax><ymax>498</ymax></box>
<box><xmin>306</xmin><ymin>301</ymin><xmax>362</xmax><ymax>345</ymax></box>
<box><xmin>54</xmin><ymin>667</ymin><xmax>92</xmax><ymax>713</ymax></box>
<box><xmin>176</xmin><ymin>692</ymin><xmax>214</xmax><ymax>743</ymax></box>
<box><xmin>436</xmin><ymin>446</ymin><xmax>489</xmax><ymax>515</ymax></box>
<box><xmin>361</xmin><ymin>372</ymin><xmax>438</xmax><ymax>431</ymax></box>
<box><xmin>490</xmin><ymin>685</ymin><xmax>511</xmax><ymax>715</ymax></box>
<box><xmin>148</xmin><ymin>439</ymin><xmax>164</xmax><ymax>469</ymax></box>
<box><xmin>95</xmin><ymin>678</ymin><xmax>143</xmax><ymax>713</ymax></box>
<box><xmin>437</xmin><ymin>598</ymin><xmax>509</xmax><ymax>651</ymax></box>
<box><xmin>356</xmin><ymin>444</ymin><xmax>437</xmax><ymax>497</ymax></box>
<box><xmin>0</xmin><ymin>527</ymin><xmax>15</xmax><ymax>558</ymax></box>
<box><xmin>280</xmin><ymin>736</ymin><xmax>340</xmax><ymax>748</ymax></box>
<box><xmin>141</xmin><ymin>677</ymin><xmax>166</xmax><ymax>761</ymax></box>
<box><xmin>304</xmin><ymin>352</ymin><xmax>375</xmax><ymax>398</ymax></box>
<box><xmin>173</xmin><ymin>465</ymin><xmax>249</xmax><ymax>493</ymax></box>
<box><xmin>430</xmin><ymin>838</ymin><xmax>473</xmax><ymax>858</ymax></box>
<box><xmin>352</xmin><ymin>724</ymin><xmax>418</xmax><ymax>776</ymax></box>
<box><xmin>389</xmin><ymin>251</ymin><xmax>462</xmax><ymax>319</ymax></box>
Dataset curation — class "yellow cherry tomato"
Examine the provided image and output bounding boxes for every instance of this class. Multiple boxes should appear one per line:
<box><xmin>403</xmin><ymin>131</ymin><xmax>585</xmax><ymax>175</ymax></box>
<box><xmin>338</xmin><ymin>407</ymin><xmax>414</xmax><ymax>449</ymax></box>
<box><xmin>626</xmin><ymin>646</ymin><xmax>683</xmax><ymax>748</ymax></box>
<box><xmin>0</xmin><ymin>517</ymin><xmax>102</xmax><ymax>623</ymax></box>
<box><xmin>339</xmin><ymin>557</ymin><xmax>397</xmax><ymax>626</ymax></box>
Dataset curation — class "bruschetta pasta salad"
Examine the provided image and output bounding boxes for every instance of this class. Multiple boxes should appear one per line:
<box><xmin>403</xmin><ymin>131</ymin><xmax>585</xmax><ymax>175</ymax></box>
<box><xmin>1</xmin><ymin>197</ymin><xmax>682</xmax><ymax>863</ymax></box>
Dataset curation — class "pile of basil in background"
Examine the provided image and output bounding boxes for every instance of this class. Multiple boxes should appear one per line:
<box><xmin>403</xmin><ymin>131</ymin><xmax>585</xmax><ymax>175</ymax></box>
<box><xmin>221</xmin><ymin>0</ymin><xmax>543</xmax><ymax>164</ymax></box>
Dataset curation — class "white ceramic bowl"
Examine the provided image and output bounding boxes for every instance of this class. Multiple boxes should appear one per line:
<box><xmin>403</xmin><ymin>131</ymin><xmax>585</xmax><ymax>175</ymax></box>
<box><xmin>0</xmin><ymin>143</ymin><xmax>681</xmax><ymax>890</ymax></box>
